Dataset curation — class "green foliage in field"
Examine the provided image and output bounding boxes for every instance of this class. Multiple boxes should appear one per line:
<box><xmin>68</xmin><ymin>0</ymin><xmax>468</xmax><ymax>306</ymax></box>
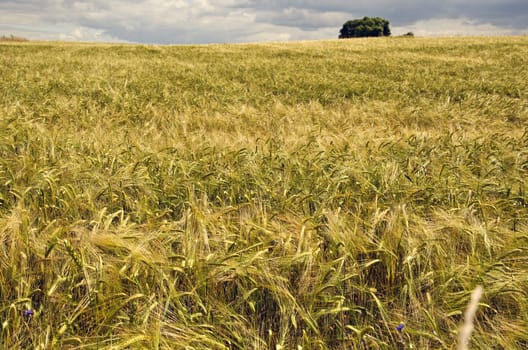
<box><xmin>339</xmin><ymin>17</ymin><xmax>391</xmax><ymax>38</ymax></box>
<box><xmin>0</xmin><ymin>34</ymin><xmax>28</xmax><ymax>42</ymax></box>
<box><xmin>0</xmin><ymin>37</ymin><xmax>527</xmax><ymax>349</ymax></box>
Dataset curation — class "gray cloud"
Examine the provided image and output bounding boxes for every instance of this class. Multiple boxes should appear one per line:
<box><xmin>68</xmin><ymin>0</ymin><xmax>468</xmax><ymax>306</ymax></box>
<box><xmin>247</xmin><ymin>1</ymin><xmax>528</xmax><ymax>29</ymax></box>
<box><xmin>255</xmin><ymin>8</ymin><xmax>351</xmax><ymax>31</ymax></box>
<box><xmin>0</xmin><ymin>0</ymin><xmax>526</xmax><ymax>43</ymax></box>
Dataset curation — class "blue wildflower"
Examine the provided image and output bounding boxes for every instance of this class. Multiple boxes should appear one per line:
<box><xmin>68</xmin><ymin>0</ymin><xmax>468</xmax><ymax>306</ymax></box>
<box><xmin>24</xmin><ymin>309</ymin><xmax>34</xmax><ymax>318</ymax></box>
<box><xmin>396</xmin><ymin>323</ymin><xmax>405</xmax><ymax>332</ymax></box>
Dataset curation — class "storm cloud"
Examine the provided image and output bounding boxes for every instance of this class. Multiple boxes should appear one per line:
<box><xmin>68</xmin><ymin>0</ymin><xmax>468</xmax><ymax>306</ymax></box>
<box><xmin>0</xmin><ymin>0</ymin><xmax>526</xmax><ymax>43</ymax></box>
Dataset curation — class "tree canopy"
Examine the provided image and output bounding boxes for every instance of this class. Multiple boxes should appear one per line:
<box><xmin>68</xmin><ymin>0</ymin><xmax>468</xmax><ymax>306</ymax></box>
<box><xmin>339</xmin><ymin>17</ymin><xmax>391</xmax><ymax>38</ymax></box>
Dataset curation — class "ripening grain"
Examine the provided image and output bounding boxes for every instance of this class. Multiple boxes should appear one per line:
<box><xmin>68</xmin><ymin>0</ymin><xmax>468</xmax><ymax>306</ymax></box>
<box><xmin>0</xmin><ymin>36</ymin><xmax>527</xmax><ymax>349</ymax></box>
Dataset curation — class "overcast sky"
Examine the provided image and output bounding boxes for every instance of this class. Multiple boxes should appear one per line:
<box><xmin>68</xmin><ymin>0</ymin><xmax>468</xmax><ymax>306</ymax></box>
<box><xmin>1</xmin><ymin>0</ymin><xmax>527</xmax><ymax>44</ymax></box>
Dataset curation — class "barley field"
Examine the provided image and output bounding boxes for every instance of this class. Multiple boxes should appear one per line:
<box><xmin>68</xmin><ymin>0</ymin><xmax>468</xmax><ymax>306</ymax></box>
<box><xmin>0</xmin><ymin>36</ymin><xmax>527</xmax><ymax>349</ymax></box>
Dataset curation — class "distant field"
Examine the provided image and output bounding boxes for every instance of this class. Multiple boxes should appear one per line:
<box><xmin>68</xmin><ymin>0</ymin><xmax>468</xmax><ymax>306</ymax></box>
<box><xmin>0</xmin><ymin>37</ymin><xmax>527</xmax><ymax>349</ymax></box>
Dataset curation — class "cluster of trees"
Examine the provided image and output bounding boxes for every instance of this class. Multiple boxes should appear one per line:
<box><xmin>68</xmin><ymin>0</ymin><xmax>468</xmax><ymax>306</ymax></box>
<box><xmin>0</xmin><ymin>34</ymin><xmax>29</xmax><ymax>42</ymax></box>
<box><xmin>339</xmin><ymin>17</ymin><xmax>391</xmax><ymax>38</ymax></box>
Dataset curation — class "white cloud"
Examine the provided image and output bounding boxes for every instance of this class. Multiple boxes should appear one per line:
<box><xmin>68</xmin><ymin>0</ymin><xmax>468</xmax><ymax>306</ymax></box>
<box><xmin>0</xmin><ymin>0</ymin><xmax>526</xmax><ymax>43</ymax></box>
<box><xmin>393</xmin><ymin>18</ymin><xmax>524</xmax><ymax>37</ymax></box>
<box><xmin>59</xmin><ymin>26</ymin><xmax>127</xmax><ymax>42</ymax></box>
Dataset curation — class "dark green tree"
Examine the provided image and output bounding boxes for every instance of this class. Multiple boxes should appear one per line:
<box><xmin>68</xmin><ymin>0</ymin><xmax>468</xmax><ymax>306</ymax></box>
<box><xmin>339</xmin><ymin>17</ymin><xmax>391</xmax><ymax>38</ymax></box>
